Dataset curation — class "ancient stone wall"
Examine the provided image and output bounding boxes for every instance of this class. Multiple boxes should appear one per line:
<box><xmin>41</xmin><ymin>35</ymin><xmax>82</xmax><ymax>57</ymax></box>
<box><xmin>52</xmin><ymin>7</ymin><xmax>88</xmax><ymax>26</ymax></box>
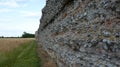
<box><xmin>37</xmin><ymin>0</ymin><xmax>120</xmax><ymax>67</ymax></box>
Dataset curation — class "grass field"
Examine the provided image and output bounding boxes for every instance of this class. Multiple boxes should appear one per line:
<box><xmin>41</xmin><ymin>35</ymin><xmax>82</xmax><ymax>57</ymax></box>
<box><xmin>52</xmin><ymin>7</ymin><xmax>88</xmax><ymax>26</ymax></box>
<box><xmin>0</xmin><ymin>38</ymin><xmax>40</xmax><ymax>67</ymax></box>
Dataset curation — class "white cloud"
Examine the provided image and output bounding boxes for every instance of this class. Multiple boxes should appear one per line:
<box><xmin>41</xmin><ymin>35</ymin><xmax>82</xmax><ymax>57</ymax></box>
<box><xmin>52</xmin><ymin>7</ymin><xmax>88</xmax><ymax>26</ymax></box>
<box><xmin>20</xmin><ymin>11</ymin><xmax>41</xmax><ymax>18</ymax></box>
<box><xmin>0</xmin><ymin>8</ymin><xmax>11</xmax><ymax>12</ymax></box>
<box><xmin>0</xmin><ymin>0</ymin><xmax>28</xmax><ymax>7</ymax></box>
<box><xmin>0</xmin><ymin>0</ymin><xmax>19</xmax><ymax>7</ymax></box>
<box><xmin>15</xmin><ymin>0</ymin><xmax>28</xmax><ymax>2</ymax></box>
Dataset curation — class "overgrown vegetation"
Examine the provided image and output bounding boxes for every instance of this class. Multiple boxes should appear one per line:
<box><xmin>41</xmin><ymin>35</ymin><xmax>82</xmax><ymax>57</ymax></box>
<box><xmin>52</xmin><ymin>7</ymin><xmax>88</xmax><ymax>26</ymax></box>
<box><xmin>0</xmin><ymin>39</ymin><xmax>40</xmax><ymax>67</ymax></box>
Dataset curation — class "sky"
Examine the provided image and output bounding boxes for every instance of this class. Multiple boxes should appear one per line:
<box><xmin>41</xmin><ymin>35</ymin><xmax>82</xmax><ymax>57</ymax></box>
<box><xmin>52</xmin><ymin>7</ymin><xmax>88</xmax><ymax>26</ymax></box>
<box><xmin>0</xmin><ymin>0</ymin><xmax>46</xmax><ymax>37</ymax></box>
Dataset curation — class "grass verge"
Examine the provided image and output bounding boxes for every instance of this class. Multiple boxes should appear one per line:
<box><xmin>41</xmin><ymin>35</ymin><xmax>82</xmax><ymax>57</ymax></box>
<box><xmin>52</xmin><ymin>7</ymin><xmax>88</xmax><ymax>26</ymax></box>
<box><xmin>0</xmin><ymin>40</ymin><xmax>40</xmax><ymax>67</ymax></box>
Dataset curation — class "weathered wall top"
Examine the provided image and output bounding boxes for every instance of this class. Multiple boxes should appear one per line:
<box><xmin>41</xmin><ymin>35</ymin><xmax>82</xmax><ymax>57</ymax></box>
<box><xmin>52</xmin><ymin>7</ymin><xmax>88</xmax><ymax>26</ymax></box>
<box><xmin>40</xmin><ymin>0</ymin><xmax>72</xmax><ymax>29</ymax></box>
<box><xmin>37</xmin><ymin>0</ymin><xmax>120</xmax><ymax>67</ymax></box>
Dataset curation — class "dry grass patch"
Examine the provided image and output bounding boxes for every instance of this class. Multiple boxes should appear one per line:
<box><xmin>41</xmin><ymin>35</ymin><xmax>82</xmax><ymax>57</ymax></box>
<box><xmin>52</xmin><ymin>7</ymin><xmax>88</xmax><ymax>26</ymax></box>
<box><xmin>0</xmin><ymin>38</ymin><xmax>35</xmax><ymax>53</ymax></box>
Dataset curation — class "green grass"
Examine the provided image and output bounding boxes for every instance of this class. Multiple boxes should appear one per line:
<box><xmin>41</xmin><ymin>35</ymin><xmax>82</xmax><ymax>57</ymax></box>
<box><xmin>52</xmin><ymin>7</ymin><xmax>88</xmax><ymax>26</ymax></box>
<box><xmin>0</xmin><ymin>40</ymin><xmax>41</xmax><ymax>67</ymax></box>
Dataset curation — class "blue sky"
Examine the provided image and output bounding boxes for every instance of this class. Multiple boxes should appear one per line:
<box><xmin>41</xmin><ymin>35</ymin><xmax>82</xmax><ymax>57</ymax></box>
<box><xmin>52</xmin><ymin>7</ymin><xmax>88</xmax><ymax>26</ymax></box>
<box><xmin>0</xmin><ymin>0</ymin><xmax>46</xmax><ymax>37</ymax></box>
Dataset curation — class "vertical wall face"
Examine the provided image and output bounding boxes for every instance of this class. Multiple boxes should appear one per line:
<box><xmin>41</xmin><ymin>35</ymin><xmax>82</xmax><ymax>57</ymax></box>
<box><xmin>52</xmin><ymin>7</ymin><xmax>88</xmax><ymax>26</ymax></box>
<box><xmin>37</xmin><ymin>0</ymin><xmax>120</xmax><ymax>67</ymax></box>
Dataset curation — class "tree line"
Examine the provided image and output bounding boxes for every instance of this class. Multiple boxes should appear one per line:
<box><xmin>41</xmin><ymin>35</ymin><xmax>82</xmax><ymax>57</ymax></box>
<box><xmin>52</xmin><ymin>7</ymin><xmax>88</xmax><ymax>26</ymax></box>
<box><xmin>21</xmin><ymin>32</ymin><xmax>35</xmax><ymax>38</ymax></box>
<box><xmin>0</xmin><ymin>32</ymin><xmax>35</xmax><ymax>38</ymax></box>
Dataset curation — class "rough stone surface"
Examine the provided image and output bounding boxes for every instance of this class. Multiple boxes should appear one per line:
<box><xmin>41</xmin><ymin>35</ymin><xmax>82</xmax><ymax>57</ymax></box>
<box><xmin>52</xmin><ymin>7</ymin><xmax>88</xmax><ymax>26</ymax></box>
<box><xmin>37</xmin><ymin>0</ymin><xmax>120</xmax><ymax>67</ymax></box>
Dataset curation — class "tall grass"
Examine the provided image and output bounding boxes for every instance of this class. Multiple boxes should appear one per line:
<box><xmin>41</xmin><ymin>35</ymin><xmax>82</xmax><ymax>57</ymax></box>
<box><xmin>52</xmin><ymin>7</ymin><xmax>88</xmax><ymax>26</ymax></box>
<box><xmin>0</xmin><ymin>38</ymin><xmax>34</xmax><ymax>53</ymax></box>
<box><xmin>0</xmin><ymin>38</ymin><xmax>40</xmax><ymax>67</ymax></box>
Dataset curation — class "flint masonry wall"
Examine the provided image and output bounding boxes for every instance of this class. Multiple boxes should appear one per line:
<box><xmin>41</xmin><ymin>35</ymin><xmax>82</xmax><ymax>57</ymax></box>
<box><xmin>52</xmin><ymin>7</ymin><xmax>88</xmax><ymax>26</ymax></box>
<box><xmin>37</xmin><ymin>0</ymin><xmax>120</xmax><ymax>67</ymax></box>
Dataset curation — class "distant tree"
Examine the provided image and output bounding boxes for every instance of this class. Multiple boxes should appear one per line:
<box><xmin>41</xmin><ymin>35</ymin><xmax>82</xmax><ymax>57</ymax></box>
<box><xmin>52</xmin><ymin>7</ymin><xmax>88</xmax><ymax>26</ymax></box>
<box><xmin>21</xmin><ymin>32</ymin><xmax>35</xmax><ymax>38</ymax></box>
<box><xmin>1</xmin><ymin>36</ymin><xmax>4</xmax><ymax>38</ymax></box>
